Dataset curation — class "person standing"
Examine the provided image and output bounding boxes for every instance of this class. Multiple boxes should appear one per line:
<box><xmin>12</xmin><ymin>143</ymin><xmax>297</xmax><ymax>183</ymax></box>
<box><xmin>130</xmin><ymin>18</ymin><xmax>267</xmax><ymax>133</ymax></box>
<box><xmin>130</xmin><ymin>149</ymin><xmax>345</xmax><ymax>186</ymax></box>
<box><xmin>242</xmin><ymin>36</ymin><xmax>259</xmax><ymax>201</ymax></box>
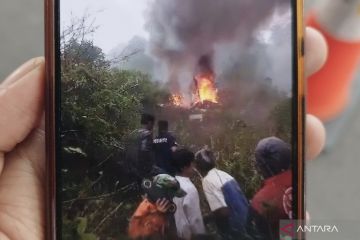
<box><xmin>128</xmin><ymin>174</ymin><xmax>186</xmax><ymax>240</ymax></box>
<box><xmin>194</xmin><ymin>148</ymin><xmax>249</xmax><ymax>239</ymax></box>
<box><xmin>125</xmin><ymin>113</ymin><xmax>156</xmax><ymax>181</ymax></box>
<box><xmin>153</xmin><ymin>120</ymin><xmax>178</xmax><ymax>175</ymax></box>
<box><xmin>251</xmin><ymin>137</ymin><xmax>292</xmax><ymax>240</ymax></box>
<box><xmin>172</xmin><ymin>149</ymin><xmax>206</xmax><ymax>240</ymax></box>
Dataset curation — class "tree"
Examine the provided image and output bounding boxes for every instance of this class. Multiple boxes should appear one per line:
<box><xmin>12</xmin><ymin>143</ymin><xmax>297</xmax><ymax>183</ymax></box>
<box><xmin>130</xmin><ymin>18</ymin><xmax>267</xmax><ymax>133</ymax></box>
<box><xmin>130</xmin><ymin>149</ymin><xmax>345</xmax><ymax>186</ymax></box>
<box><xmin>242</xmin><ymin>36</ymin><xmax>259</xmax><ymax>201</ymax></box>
<box><xmin>60</xmin><ymin>17</ymin><xmax>170</xmax><ymax>239</ymax></box>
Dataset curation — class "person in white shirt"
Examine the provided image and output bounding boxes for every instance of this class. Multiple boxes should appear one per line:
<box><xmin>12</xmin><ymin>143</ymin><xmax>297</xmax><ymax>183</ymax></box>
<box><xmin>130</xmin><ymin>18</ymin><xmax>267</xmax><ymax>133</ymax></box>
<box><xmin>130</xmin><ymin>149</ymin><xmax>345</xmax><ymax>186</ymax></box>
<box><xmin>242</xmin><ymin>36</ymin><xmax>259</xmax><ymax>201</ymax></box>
<box><xmin>194</xmin><ymin>148</ymin><xmax>249</xmax><ymax>239</ymax></box>
<box><xmin>172</xmin><ymin>148</ymin><xmax>206</xmax><ymax>240</ymax></box>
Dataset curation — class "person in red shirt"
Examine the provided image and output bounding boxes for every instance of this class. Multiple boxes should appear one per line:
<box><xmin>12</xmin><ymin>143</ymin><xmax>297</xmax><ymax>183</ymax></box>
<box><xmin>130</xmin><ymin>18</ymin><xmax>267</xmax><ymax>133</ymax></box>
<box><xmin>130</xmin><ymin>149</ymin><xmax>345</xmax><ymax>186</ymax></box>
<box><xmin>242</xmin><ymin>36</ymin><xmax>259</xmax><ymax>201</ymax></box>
<box><xmin>251</xmin><ymin>137</ymin><xmax>292</xmax><ymax>240</ymax></box>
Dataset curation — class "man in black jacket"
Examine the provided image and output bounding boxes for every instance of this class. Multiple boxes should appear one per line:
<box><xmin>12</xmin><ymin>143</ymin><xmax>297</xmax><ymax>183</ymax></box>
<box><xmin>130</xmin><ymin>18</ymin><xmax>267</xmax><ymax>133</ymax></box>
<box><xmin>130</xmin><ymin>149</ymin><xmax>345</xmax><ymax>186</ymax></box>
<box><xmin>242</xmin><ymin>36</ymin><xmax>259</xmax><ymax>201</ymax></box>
<box><xmin>153</xmin><ymin>120</ymin><xmax>178</xmax><ymax>175</ymax></box>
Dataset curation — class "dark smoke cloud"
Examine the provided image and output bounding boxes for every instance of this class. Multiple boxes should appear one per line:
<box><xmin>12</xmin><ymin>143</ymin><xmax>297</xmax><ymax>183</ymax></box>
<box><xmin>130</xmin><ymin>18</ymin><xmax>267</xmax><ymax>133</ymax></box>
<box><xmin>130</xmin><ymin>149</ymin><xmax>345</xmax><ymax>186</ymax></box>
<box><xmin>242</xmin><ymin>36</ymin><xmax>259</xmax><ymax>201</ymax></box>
<box><xmin>214</xmin><ymin>6</ymin><xmax>293</xmax><ymax>91</ymax></box>
<box><xmin>145</xmin><ymin>0</ymin><xmax>292</xmax><ymax>110</ymax></box>
<box><xmin>146</xmin><ymin>0</ymin><xmax>288</xmax><ymax>66</ymax></box>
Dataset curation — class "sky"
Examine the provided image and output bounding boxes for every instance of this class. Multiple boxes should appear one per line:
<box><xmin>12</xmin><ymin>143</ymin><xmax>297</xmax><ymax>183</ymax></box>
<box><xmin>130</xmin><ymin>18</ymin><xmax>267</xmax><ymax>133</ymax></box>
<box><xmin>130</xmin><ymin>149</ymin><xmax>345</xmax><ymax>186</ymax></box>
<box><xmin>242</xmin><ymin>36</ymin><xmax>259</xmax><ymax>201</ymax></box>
<box><xmin>60</xmin><ymin>0</ymin><xmax>151</xmax><ymax>53</ymax></box>
<box><xmin>60</xmin><ymin>0</ymin><xmax>293</xmax><ymax>92</ymax></box>
<box><xmin>60</xmin><ymin>0</ymin><xmax>290</xmax><ymax>53</ymax></box>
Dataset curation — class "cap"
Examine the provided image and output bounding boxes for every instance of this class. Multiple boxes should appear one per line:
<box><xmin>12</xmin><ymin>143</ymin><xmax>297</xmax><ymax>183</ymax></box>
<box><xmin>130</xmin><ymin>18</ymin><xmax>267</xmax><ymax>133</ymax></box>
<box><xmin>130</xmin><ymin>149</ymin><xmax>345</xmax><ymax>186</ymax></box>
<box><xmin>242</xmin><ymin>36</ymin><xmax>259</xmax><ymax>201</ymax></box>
<box><xmin>143</xmin><ymin>174</ymin><xmax>187</xmax><ymax>203</ymax></box>
<box><xmin>152</xmin><ymin>174</ymin><xmax>186</xmax><ymax>198</ymax></box>
<box><xmin>255</xmin><ymin>137</ymin><xmax>291</xmax><ymax>177</ymax></box>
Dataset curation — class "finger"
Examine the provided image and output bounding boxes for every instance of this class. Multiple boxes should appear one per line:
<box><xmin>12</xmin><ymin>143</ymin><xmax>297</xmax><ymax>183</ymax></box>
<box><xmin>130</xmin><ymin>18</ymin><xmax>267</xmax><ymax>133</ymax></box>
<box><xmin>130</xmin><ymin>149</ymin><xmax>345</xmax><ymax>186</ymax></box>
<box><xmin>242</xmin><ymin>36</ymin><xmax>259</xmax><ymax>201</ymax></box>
<box><xmin>1</xmin><ymin>57</ymin><xmax>44</xmax><ymax>87</ymax></box>
<box><xmin>156</xmin><ymin>199</ymin><xmax>165</xmax><ymax>207</ymax></box>
<box><xmin>305</xmin><ymin>27</ymin><xmax>328</xmax><ymax>77</ymax></box>
<box><xmin>14</xmin><ymin>113</ymin><xmax>46</xmax><ymax>179</ymax></box>
<box><xmin>160</xmin><ymin>198</ymin><xmax>167</xmax><ymax>206</ymax></box>
<box><xmin>306</xmin><ymin>114</ymin><xmax>326</xmax><ymax>160</ymax></box>
<box><xmin>163</xmin><ymin>200</ymin><xmax>171</xmax><ymax>209</ymax></box>
<box><xmin>0</xmin><ymin>123</ymin><xmax>45</xmax><ymax>239</ymax></box>
<box><xmin>306</xmin><ymin>211</ymin><xmax>311</xmax><ymax>224</ymax></box>
<box><xmin>0</xmin><ymin>58</ymin><xmax>45</xmax><ymax>152</ymax></box>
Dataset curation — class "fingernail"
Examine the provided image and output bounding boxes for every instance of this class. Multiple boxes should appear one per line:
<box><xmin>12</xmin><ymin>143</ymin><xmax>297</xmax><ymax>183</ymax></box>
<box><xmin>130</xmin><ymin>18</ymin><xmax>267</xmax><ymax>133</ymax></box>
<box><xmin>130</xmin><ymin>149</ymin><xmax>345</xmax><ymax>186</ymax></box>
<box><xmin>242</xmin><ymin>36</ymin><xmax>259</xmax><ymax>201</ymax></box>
<box><xmin>2</xmin><ymin>57</ymin><xmax>44</xmax><ymax>86</ymax></box>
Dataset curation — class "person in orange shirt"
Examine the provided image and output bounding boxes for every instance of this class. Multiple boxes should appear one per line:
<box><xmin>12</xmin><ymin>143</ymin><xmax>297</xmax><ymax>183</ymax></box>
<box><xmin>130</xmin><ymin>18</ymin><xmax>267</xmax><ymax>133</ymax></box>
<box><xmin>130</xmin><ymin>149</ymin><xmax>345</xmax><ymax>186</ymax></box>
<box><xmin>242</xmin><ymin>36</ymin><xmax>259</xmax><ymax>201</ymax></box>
<box><xmin>128</xmin><ymin>198</ymin><xmax>170</xmax><ymax>239</ymax></box>
<box><xmin>128</xmin><ymin>174</ymin><xmax>186</xmax><ymax>240</ymax></box>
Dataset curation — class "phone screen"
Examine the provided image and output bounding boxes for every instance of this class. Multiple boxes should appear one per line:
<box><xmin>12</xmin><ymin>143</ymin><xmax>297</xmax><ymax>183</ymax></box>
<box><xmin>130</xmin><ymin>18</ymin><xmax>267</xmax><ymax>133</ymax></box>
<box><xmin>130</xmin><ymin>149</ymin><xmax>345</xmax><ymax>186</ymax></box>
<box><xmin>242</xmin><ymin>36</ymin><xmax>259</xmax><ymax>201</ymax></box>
<box><xmin>56</xmin><ymin>0</ymin><xmax>302</xmax><ymax>239</ymax></box>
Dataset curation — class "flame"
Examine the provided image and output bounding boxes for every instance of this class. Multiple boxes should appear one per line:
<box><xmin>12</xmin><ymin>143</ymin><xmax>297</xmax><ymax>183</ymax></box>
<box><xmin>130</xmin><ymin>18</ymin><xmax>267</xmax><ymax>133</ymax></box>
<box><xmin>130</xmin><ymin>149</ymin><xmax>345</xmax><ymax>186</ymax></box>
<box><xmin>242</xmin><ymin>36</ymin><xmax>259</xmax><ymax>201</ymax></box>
<box><xmin>170</xmin><ymin>94</ymin><xmax>184</xmax><ymax>106</ymax></box>
<box><xmin>194</xmin><ymin>73</ymin><xmax>218</xmax><ymax>104</ymax></box>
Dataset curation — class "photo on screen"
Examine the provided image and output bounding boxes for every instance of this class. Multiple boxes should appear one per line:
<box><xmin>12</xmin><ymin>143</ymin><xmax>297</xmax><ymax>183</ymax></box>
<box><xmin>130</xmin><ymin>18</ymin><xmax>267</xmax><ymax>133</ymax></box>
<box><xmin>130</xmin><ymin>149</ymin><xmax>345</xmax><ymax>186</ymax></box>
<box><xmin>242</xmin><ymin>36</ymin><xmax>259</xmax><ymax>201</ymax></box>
<box><xmin>59</xmin><ymin>0</ymin><xmax>294</xmax><ymax>239</ymax></box>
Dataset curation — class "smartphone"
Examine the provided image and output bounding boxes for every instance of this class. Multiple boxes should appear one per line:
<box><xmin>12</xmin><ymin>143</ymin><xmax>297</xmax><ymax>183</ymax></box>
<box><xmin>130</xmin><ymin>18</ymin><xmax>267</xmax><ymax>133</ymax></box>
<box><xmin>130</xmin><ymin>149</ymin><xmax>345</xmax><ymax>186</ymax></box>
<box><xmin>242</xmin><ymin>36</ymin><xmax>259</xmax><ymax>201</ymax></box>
<box><xmin>45</xmin><ymin>0</ymin><xmax>305</xmax><ymax>239</ymax></box>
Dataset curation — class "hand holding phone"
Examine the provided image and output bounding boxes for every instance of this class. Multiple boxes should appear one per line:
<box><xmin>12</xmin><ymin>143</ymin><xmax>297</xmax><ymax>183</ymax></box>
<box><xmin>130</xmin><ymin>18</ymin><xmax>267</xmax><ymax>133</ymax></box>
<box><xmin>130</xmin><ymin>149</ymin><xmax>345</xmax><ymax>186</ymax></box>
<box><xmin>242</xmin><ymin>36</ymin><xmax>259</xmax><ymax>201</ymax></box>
<box><xmin>0</xmin><ymin>1</ymin><xmax>327</xmax><ymax>240</ymax></box>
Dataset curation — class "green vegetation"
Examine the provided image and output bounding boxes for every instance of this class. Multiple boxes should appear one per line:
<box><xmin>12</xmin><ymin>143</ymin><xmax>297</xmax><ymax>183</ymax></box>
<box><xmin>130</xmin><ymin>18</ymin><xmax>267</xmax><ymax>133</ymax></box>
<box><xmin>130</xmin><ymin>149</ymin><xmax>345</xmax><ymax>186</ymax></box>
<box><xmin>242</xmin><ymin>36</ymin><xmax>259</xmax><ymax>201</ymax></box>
<box><xmin>61</xmin><ymin>37</ymin><xmax>170</xmax><ymax>239</ymax></box>
<box><xmin>60</xmin><ymin>31</ymin><xmax>292</xmax><ymax>240</ymax></box>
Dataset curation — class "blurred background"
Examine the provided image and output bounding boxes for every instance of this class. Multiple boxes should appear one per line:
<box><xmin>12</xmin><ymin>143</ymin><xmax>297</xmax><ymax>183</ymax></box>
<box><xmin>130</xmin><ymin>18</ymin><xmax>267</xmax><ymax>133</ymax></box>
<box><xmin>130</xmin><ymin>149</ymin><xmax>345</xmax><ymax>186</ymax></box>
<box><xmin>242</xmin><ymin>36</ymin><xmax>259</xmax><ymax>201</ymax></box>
<box><xmin>0</xmin><ymin>0</ymin><xmax>359</xmax><ymax>239</ymax></box>
<box><xmin>0</xmin><ymin>0</ymin><xmax>43</xmax><ymax>79</ymax></box>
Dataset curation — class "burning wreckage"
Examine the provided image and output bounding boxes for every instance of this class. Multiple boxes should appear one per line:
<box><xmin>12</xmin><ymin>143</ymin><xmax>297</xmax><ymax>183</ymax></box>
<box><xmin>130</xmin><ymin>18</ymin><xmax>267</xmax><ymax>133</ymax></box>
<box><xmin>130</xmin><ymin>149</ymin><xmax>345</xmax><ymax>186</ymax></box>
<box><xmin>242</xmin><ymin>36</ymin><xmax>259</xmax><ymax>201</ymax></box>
<box><xmin>165</xmin><ymin>55</ymin><xmax>220</xmax><ymax>122</ymax></box>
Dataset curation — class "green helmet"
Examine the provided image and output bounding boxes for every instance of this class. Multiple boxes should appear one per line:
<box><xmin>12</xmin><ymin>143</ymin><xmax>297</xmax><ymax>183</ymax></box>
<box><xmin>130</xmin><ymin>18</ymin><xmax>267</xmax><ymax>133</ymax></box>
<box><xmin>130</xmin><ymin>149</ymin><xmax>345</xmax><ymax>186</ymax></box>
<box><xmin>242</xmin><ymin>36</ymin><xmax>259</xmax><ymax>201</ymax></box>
<box><xmin>143</xmin><ymin>174</ymin><xmax>186</xmax><ymax>201</ymax></box>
